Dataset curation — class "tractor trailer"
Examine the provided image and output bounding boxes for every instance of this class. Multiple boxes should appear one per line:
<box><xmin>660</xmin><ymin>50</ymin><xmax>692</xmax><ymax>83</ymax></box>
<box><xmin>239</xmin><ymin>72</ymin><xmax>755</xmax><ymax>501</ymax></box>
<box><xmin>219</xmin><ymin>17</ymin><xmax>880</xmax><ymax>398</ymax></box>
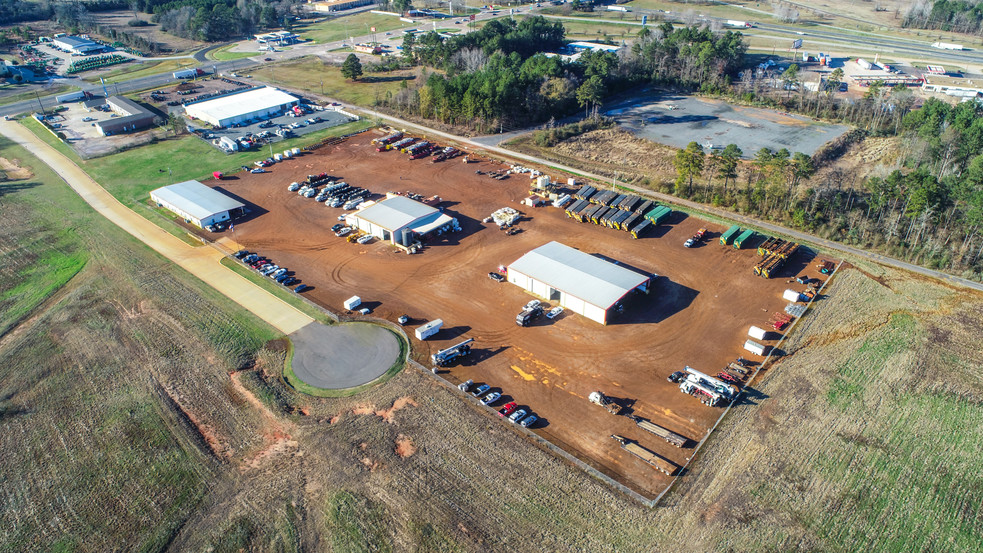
<box><xmin>588</xmin><ymin>391</ymin><xmax>624</xmax><ymax>416</ymax></box>
<box><xmin>726</xmin><ymin>20</ymin><xmax>752</xmax><ymax>28</ymax></box>
<box><xmin>932</xmin><ymin>42</ymin><xmax>964</xmax><ymax>50</ymax></box>
<box><xmin>431</xmin><ymin>338</ymin><xmax>474</xmax><ymax>367</ymax></box>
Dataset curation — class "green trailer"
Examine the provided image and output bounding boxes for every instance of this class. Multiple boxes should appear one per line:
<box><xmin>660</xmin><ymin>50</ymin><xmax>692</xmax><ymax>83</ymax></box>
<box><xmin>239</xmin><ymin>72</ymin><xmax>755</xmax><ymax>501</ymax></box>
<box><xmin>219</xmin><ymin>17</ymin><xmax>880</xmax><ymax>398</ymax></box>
<box><xmin>720</xmin><ymin>225</ymin><xmax>741</xmax><ymax>245</ymax></box>
<box><xmin>645</xmin><ymin>205</ymin><xmax>671</xmax><ymax>225</ymax></box>
<box><xmin>734</xmin><ymin>229</ymin><xmax>755</xmax><ymax>249</ymax></box>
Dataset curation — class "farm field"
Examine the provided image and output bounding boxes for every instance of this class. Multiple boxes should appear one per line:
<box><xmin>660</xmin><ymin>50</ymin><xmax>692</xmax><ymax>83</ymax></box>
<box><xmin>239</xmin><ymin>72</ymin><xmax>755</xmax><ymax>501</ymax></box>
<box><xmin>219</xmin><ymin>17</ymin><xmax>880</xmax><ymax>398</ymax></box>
<box><xmin>203</xmin><ymin>131</ymin><xmax>824</xmax><ymax>498</ymax></box>
<box><xmin>2</xmin><ymin>118</ymin><xmax>982</xmax><ymax>549</ymax></box>
<box><xmin>296</xmin><ymin>12</ymin><xmax>414</xmax><ymax>44</ymax></box>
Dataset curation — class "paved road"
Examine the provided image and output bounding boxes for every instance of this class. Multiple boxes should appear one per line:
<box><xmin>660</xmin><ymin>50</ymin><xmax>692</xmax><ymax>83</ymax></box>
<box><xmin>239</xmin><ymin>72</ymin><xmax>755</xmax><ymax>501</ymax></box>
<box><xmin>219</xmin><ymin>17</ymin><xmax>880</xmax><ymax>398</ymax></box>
<box><xmin>357</xmin><ymin>106</ymin><xmax>983</xmax><ymax>293</ymax></box>
<box><xmin>0</xmin><ymin>119</ymin><xmax>315</xmax><ymax>334</ymax></box>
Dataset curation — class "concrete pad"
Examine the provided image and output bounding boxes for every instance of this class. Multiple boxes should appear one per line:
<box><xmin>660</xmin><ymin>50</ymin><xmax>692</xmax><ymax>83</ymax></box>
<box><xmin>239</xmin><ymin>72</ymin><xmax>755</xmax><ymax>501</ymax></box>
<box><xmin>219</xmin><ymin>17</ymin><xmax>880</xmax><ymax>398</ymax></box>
<box><xmin>289</xmin><ymin>322</ymin><xmax>400</xmax><ymax>389</ymax></box>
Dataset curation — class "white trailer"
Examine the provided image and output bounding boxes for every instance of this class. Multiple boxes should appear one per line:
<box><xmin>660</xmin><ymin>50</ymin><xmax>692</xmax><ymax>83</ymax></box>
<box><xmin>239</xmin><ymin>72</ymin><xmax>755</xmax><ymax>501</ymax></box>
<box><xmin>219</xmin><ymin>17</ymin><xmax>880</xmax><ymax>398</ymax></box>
<box><xmin>56</xmin><ymin>91</ymin><xmax>87</xmax><ymax>103</ymax></box>
<box><xmin>415</xmin><ymin>319</ymin><xmax>443</xmax><ymax>340</ymax></box>
<box><xmin>783</xmin><ymin>289</ymin><xmax>803</xmax><ymax>302</ymax></box>
<box><xmin>606</xmin><ymin>5</ymin><xmax>630</xmax><ymax>11</ymax></box>
<box><xmin>173</xmin><ymin>68</ymin><xmax>198</xmax><ymax>79</ymax></box>
<box><xmin>932</xmin><ymin>42</ymin><xmax>964</xmax><ymax>50</ymax></box>
<box><xmin>856</xmin><ymin>58</ymin><xmax>873</xmax><ymax>70</ymax></box>
<box><xmin>343</xmin><ymin>296</ymin><xmax>361</xmax><ymax>310</ymax></box>
<box><xmin>744</xmin><ymin>340</ymin><xmax>767</xmax><ymax>356</ymax></box>
<box><xmin>684</xmin><ymin>366</ymin><xmax>737</xmax><ymax>400</ymax></box>
<box><xmin>726</xmin><ymin>20</ymin><xmax>751</xmax><ymax>28</ymax></box>
<box><xmin>748</xmin><ymin>325</ymin><xmax>767</xmax><ymax>340</ymax></box>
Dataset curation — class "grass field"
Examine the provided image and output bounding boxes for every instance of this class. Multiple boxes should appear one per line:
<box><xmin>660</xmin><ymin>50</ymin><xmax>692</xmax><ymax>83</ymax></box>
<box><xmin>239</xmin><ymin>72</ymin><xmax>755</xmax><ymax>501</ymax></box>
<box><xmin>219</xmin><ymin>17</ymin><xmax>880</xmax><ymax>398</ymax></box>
<box><xmin>19</xmin><ymin>115</ymin><xmax>372</xmax><ymax>207</ymax></box>
<box><xmin>0</xmin><ymin>84</ymin><xmax>76</xmax><ymax>107</ymax></box>
<box><xmin>220</xmin><ymin>257</ymin><xmax>335</xmax><ymax>325</ymax></box>
<box><xmin>250</xmin><ymin>56</ymin><xmax>419</xmax><ymax>106</ymax></box>
<box><xmin>207</xmin><ymin>44</ymin><xmax>257</xmax><ymax>61</ymax></box>
<box><xmin>82</xmin><ymin>58</ymin><xmax>198</xmax><ymax>84</ymax></box>
<box><xmin>298</xmin><ymin>12</ymin><xmax>413</xmax><ymax>44</ymax></box>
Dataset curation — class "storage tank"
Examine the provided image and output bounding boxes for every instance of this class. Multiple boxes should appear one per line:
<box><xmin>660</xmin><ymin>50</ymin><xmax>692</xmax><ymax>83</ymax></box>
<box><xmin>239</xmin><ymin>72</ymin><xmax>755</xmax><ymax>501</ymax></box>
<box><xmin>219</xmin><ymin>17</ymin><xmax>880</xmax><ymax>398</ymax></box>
<box><xmin>343</xmin><ymin>296</ymin><xmax>361</xmax><ymax>310</ymax></box>
<box><xmin>783</xmin><ymin>289</ymin><xmax>803</xmax><ymax>302</ymax></box>
<box><xmin>415</xmin><ymin>319</ymin><xmax>443</xmax><ymax>340</ymax></box>
<box><xmin>748</xmin><ymin>326</ymin><xmax>767</xmax><ymax>340</ymax></box>
<box><xmin>744</xmin><ymin>340</ymin><xmax>767</xmax><ymax>356</ymax></box>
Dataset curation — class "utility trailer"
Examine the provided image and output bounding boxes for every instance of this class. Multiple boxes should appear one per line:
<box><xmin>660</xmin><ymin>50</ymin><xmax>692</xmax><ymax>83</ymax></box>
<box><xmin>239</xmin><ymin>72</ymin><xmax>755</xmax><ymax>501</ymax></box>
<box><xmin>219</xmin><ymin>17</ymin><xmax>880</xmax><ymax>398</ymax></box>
<box><xmin>431</xmin><ymin>338</ymin><xmax>474</xmax><ymax>367</ymax></box>
<box><xmin>610</xmin><ymin>435</ymin><xmax>678</xmax><ymax>476</ymax></box>
<box><xmin>574</xmin><ymin>185</ymin><xmax>596</xmax><ymax>200</ymax></box>
<box><xmin>628</xmin><ymin>415</ymin><xmax>687</xmax><ymax>447</ymax></box>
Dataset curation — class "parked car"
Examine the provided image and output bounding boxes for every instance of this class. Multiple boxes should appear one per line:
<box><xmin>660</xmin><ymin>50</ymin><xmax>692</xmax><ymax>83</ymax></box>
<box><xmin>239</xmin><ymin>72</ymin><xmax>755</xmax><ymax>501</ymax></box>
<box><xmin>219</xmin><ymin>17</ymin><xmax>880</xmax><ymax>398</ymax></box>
<box><xmin>519</xmin><ymin>414</ymin><xmax>537</xmax><ymax>428</ymax></box>
<box><xmin>356</xmin><ymin>235</ymin><xmax>373</xmax><ymax>244</ymax></box>
<box><xmin>264</xmin><ymin>57</ymin><xmax>273</xmax><ymax>61</ymax></box>
<box><xmin>481</xmin><ymin>391</ymin><xmax>501</xmax><ymax>405</ymax></box>
<box><xmin>458</xmin><ymin>379</ymin><xmax>474</xmax><ymax>393</ymax></box>
<box><xmin>524</xmin><ymin>299</ymin><xmax>542</xmax><ymax>310</ymax></box>
<box><xmin>331</xmin><ymin>223</ymin><xmax>344</xmax><ymax>232</ymax></box>
<box><xmin>358</xmin><ymin>307</ymin><xmax>371</xmax><ymax>315</ymax></box>
<box><xmin>472</xmin><ymin>384</ymin><xmax>490</xmax><ymax>398</ymax></box>
<box><xmin>668</xmin><ymin>371</ymin><xmax>686</xmax><ymax>383</ymax></box>
<box><xmin>684</xmin><ymin>238</ymin><xmax>695</xmax><ymax>248</ymax></box>
<box><xmin>293</xmin><ymin>284</ymin><xmax>308</xmax><ymax>293</ymax></box>
<box><xmin>336</xmin><ymin>227</ymin><xmax>352</xmax><ymax>237</ymax></box>
<box><xmin>497</xmin><ymin>402</ymin><xmax>517</xmax><ymax>417</ymax></box>
<box><xmin>250</xmin><ymin>168</ymin><xmax>266</xmax><ymax>174</ymax></box>
<box><xmin>282</xmin><ymin>277</ymin><xmax>296</xmax><ymax>286</ymax></box>
<box><xmin>233</xmin><ymin>249</ymin><xmax>249</xmax><ymax>258</ymax></box>
<box><xmin>488</xmin><ymin>272</ymin><xmax>505</xmax><ymax>282</ymax></box>
<box><xmin>508</xmin><ymin>409</ymin><xmax>527</xmax><ymax>423</ymax></box>
<box><xmin>546</xmin><ymin>306</ymin><xmax>564</xmax><ymax>319</ymax></box>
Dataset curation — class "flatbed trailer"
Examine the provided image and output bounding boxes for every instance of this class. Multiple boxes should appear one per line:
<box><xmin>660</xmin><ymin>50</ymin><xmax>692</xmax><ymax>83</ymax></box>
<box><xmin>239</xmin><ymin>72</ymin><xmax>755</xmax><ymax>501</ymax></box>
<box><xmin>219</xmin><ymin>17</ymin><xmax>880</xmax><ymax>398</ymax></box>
<box><xmin>611</xmin><ymin>435</ymin><xmax>678</xmax><ymax>476</ymax></box>
<box><xmin>630</xmin><ymin>416</ymin><xmax>687</xmax><ymax>447</ymax></box>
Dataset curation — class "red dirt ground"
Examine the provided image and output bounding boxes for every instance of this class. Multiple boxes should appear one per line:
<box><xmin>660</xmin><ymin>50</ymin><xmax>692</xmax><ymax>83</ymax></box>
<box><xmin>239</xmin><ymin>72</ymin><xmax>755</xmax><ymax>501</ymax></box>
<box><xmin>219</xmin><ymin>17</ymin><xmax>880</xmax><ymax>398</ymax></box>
<box><xmin>209</xmin><ymin>132</ymin><xmax>825</xmax><ymax>498</ymax></box>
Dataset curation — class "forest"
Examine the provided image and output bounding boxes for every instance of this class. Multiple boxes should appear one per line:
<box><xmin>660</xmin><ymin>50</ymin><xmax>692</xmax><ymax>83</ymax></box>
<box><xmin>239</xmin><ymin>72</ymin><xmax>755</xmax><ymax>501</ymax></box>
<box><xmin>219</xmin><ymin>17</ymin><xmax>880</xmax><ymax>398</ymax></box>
<box><xmin>903</xmin><ymin>0</ymin><xmax>983</xmax><ymax>34</ymax></box>
<box><xmin>378</xmin><ymin>19</ymin><xmax>746</xmax><ymax>132</ymax></box>
<box><xmin>660</xmin><ymin>97</ymin><xmax>983</xmax><ymax>278</ymax></box>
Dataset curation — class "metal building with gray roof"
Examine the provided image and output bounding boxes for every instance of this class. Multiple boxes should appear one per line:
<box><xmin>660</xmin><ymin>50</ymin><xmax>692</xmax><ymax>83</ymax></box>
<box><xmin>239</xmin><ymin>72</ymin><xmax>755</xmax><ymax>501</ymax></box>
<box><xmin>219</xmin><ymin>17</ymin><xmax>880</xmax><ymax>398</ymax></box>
<box><xmin>347</xmin><ymin>195</ymin><xmax>456</xmax><ymax>246</ymax></box>
<box><xmin>507</xmin><ymin>241</ymin><xmax>651</xmax><ymax>324</ymax></box>
<box><xmin>150</xmin><ymin>180</ymin><xmax>245</xmax><ymax>229</ymax></box>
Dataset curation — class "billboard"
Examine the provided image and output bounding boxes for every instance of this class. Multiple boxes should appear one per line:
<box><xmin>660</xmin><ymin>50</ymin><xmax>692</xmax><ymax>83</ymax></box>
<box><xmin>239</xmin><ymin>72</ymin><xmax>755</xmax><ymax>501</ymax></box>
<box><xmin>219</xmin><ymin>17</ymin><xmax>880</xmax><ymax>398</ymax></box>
<box><xmin>791</xmin><ymin>38</ymin><xmax>803</xmax><ymax>49</ymax></box>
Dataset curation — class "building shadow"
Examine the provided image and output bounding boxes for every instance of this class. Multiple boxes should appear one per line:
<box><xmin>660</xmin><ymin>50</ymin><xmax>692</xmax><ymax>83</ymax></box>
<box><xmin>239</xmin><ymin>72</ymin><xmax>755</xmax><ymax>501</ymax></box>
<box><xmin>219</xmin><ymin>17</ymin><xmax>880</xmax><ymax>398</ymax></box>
<box><xmin>211</xmin><ymin>186</ymin><xmax>269</xmax><ymax>223</ymax></box>
<box><xmin>420</xmin><ymin>212</ymin><xmax>484</xmax><ymax>247</ymax></box>
<box><xmin>611</xmin><ymin>279</ymin><xmax>699</xmax><ymax>325</ymax></box>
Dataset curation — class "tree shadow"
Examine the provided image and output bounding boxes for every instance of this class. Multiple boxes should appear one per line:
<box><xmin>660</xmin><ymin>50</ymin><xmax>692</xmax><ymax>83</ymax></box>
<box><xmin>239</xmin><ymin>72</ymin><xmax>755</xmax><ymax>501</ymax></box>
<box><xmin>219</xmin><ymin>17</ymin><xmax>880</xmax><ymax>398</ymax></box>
<box><xmin>0</xmin><ymin>181</ymin><xmax>43</xmax><ymax>198</ymax></box>
<box><xmin>360</xmin><ymin>75</ymin><xmax>417</xmax><ymax>84</ymax></box>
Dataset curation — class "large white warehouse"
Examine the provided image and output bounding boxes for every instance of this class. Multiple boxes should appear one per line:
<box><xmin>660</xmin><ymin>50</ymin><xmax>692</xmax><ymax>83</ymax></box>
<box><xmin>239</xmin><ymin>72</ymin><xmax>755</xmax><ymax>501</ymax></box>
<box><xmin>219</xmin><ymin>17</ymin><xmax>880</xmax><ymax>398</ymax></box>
<box><xmin>183</xmin><ymin>86</ymin><xmax>299</xmax><ymax>128</ymax></box>
<box><xmin>347</xmin><ymin>195</ymin><xmax>456</xmax><ymax>247</ymax></box>
<box><xmin>150</xmin><ymin>180</ymin><xmax>246</xmax><ymax>228</ymax></box>
<box><xmin>507</xmin><ymin>241</ymin><xmax>652</xmax><ymax>325</ymax></box>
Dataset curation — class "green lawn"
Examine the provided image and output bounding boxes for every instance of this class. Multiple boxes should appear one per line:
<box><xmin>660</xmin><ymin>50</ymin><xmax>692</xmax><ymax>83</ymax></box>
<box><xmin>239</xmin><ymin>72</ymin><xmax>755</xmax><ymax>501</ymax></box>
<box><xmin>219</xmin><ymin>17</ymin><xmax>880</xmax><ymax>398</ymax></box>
<box><xmin>82</xmin><ymin>58</ymin><xmax>198</xmax><ymax>84</ymax></box>
<box><xmin>220</xmin><ymin>257</ymin><xmax>335</xmax><ymax>325</ymax></box>
<box><xmin>0</xmin><ymin>84</ymin><xmax>76</xmax><ymax>107</ymax></box>
<box><xmin>208</xmin><ymin>44</ymin><xmax>258</xmax><ymax>61</ymax></box>
<box><xmin>297</xmin><ymin>12</ymin><xmax>413</xmax><ymax>43</ymax></box>
<box><xmin>250</xmin><ymin>57</ymin><xmax>418</xmax><ymax>106</ymax></box>
<box><xmin>20</xmin><ymin>115</ymin><xmax>373</xmax><ymax>206</ymax></box>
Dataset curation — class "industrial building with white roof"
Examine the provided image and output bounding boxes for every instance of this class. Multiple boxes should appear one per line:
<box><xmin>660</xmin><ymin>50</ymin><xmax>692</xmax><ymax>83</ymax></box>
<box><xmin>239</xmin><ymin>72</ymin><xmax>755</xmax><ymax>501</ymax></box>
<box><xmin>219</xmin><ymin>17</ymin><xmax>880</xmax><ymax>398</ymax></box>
<box><xmin>507</xmin><ymin>241</ymin><xmax>652</xmax><ymax>324</ymax></box>
<box><xmin>347</xmin><ymin>195</ymin><xmax>456</xmax><ymax>247</ymax></box>
<box><xmin>183</xmin><ymin>86</ymin><xmax>300</xmax><ymax>128</ymax></box>
<box><xmin>150</xmin><ymin>180</ymin><xmax>246</xmax><ymax>228</ymax></box>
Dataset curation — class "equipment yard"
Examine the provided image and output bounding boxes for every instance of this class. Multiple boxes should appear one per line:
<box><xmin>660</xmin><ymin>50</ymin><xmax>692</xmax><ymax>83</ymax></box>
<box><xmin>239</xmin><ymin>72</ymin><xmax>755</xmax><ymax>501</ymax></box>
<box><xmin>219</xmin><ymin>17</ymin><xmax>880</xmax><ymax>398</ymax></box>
<box><xmin>207</xmin><ymin>130</ymin><xmax>832</xmax><ymax>498</ymax></box>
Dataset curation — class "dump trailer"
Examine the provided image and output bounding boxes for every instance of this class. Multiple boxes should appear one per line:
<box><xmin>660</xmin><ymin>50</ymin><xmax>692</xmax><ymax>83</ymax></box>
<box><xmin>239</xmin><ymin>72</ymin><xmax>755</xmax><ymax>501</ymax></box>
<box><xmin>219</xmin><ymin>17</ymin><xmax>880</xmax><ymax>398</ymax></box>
<box><xmin>757</xmin><ymin>236</ymin><xmax>780</xmax><ymax>256</ymax></box>
<box><xmin>373</xmin><ymin>131</ymin><xmax>403</xmax><ymax>145</ymax></box>
<box><xmin>611</xmin><ymin>210</ymin><xmax>631</xmax><ymax>229</ymax></box>
<box><xmin>610</xmin><ymin>435</ymin><xmax>678</xmax><ymax>476</ymax></box>
<box><xmin>621</xmin><ymin>212</ymin><xmax>642</xmax><ymax>231</ymax></box>
<box><xmin>635</xmin><ymin>200</ymin><xmax>653</xmax><ymax>214</ymax></box>
<box><xmin>720</xmin><ymin>225</ymin><xmax>741</xmax><ymax>245</ymax></box>
<box><xmin>651</xmin><ymin>206</ymin><xmax>672</xmax><ymax>225</ymax></box>
<box><xmin>733</xmin><ymin>229</ymin><xmax>755</xmax><ymax>249</ymax></box>
<box><xmin>431</xmin><ymin>338</ymin><xmax>474</xmax><ymax>367</ymax></box>
<box><xmin>621</xmin><ymin>195</ymin><xmax>640</xmax><ymax>211</ymax></box>
<box><xmin>588</xmin><ymin>391</ymin><xmax>623</xmax><ymax>416</ymax></box>
<box><xmin>630</xmin><ymin>219</ymin><xmax>651</xmax><ymax>239</ymax></box>
<box><xmin>575</xmin><ymin>185</ymin><xmax>596</xmax><ymax>200</ymax></box>
<box><xmin>590</xmin><ymin>207</ymin><xmax>610</xmax><ymax>225</ymax></box>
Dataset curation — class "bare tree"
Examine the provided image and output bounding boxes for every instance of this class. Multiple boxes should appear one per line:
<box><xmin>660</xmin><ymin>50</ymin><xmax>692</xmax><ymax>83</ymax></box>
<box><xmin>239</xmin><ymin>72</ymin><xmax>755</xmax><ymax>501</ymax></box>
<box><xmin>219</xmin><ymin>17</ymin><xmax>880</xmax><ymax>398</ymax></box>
<box><xmin>773</xmin><ymin>3</ymin><xmax>800</xmax><ymax>23</ymax></box>
<box><xmin>450</xmin><ymin>47</ymin><xmax>488</xmax><ymax>73</ymax></box>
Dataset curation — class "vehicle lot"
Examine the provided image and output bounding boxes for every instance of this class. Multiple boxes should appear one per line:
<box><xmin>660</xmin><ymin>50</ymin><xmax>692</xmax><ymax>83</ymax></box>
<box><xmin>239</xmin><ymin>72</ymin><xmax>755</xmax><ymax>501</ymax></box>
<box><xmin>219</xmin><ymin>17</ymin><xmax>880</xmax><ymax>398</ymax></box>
<box><xmin>43</xmin><ymin>101</ymin><xmax>167</xmax><ymax>158</ymax></box>
<box><xmin>208</xmin><ymin>131</ymin><xmax>825</xmax><ymax>498</ymax></box>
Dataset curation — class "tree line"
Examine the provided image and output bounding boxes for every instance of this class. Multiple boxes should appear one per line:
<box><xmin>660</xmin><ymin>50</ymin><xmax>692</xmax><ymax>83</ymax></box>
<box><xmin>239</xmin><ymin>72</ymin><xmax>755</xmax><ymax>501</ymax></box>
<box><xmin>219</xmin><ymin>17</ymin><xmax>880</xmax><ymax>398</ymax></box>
<box><xmin>903</xmin><ymin>0</ymin><xmax>983</xmax><ymax>34</ymax></box>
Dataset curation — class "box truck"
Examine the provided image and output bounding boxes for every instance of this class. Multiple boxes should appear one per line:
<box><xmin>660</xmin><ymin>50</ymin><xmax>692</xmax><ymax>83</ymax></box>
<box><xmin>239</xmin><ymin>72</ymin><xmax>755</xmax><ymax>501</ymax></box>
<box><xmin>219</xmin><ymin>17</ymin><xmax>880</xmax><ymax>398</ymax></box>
<box><xmin>343</xmin><ymin>296</ymin><xmax>361</xmax><ymax>310</ymax></box>
<box><xmin>415</xmin><ymin>319</ymin><xmax>443</xmax><ymax>340</ymax></box>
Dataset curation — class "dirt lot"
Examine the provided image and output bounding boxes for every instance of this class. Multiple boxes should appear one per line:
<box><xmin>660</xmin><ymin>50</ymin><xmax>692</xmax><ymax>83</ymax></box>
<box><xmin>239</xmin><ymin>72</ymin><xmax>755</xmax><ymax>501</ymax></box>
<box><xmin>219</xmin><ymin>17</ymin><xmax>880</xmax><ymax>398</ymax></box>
<box><xmin>91</xmin><ymin>11</ymin><xmax>207</xmax><ymax>55</ymax></box>
<box><xmin>206</xmin><ymin>131</ymin><xmax>828</xmax><ymax>498</ymax></box>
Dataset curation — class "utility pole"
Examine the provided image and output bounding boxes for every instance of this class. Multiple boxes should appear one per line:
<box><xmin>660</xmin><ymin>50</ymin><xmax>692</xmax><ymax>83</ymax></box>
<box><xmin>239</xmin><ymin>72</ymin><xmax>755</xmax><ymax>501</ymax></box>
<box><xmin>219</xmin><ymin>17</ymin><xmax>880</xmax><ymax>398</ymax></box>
<box><xmin>33</xmin><ymin>90</ymin><xmax>46</xmax><ymax>118</ymax></box>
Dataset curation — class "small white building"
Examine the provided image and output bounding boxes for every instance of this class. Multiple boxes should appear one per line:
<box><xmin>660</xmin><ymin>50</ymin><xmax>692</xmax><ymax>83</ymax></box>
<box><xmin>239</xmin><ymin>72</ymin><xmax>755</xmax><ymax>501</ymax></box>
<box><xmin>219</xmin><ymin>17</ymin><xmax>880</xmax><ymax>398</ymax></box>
<box><xmin>507</xmin><ymin>241</ymin><xmax>652</xmax><ymax>325</ymax></box>
<box><xmin>347</xmin><ymin>195</ymin><xmax>456</xmax><ymax>246</ymax></box>
<box><xmin>183</xmin><ymin>86</ymin><xmax>300</xmax><ymax>128</ymax></box>
<box><xmin>150</xmin><ymin>180</ymin><xmax>246</xmax><ymax>228</ymax></box>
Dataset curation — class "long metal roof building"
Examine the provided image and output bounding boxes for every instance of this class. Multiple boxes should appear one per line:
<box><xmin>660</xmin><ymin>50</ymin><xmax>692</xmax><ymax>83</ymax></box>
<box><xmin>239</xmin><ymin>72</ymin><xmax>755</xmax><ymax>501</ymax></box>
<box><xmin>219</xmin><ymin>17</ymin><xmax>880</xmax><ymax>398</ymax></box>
<box><xmin>150</xmin><ymin>180</ymin><xmax>245</xmax><ymax>228</ymax></box>
<box><xmin>507</xmin><ymin>241</ymin><xmax>651</xmax><ymax>324</ymax></box>
<box><xmin>183</xmin><ymin>86</ymin><xmax>299</xmax><ymax>128</ymax></box>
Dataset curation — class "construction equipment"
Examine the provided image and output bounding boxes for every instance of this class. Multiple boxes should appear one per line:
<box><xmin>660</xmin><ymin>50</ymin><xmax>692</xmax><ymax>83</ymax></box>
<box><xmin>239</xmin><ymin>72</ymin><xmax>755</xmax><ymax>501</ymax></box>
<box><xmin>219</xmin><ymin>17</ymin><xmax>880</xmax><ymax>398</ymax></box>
<box><xmin>628</xmin><ymin>415</ymin><xmax>687</xmax><ymax>447</ymax></box>
<box><xmin>588</xmin><ymin>391</ymin><xmax>624</xmax><ymax>416</ymax></box>
<box><xmin>817</xmin><ymin>259</ymin><xmax>835</xmax><ymax>274</ymax></box>
<box><xmin>679</xmin><ymin>366</ymin><xmax>738</xmax><ymax>407</ymax></box>
<box><xmin>430</xmin><ymin>338</ymin><xmax>474</xmax><ymax>367</ymax></box>
<box><xmin>610</xmin><ymin>435</ymin><xmax>678</xmax><ymax>476</ymax></box>
<box><xmin>726</xmin><ymin>362</ymin><xmax>748</xmax><ymax>376</ymax></box>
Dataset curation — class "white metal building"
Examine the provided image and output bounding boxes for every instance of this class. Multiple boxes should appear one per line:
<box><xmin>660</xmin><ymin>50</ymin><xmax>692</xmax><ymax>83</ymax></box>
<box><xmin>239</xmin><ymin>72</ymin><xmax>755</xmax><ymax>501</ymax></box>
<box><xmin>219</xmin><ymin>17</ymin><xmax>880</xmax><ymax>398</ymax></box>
<box><xmin>347</xmin><ymin>195</ymin><xmax>455</xmax><ymax>246</ymax></box>
<box><xmin>150</xmin><ymin>180</ymin><xmax>246</xmax><ymax>228</ymax></box>
<box><xmin>183</xmin><ymin>86</ymin><xmax>299</xmax><ymax>128</ymax></box>
<box><xmin>507</xmin><ymin>241</ymin><xmax>651</xmax><ymax>325</ymax></box>
<box><xmin>51</xmin><ymin>36</ymin><xmax>103</xmax><ymax>54</ymax></box>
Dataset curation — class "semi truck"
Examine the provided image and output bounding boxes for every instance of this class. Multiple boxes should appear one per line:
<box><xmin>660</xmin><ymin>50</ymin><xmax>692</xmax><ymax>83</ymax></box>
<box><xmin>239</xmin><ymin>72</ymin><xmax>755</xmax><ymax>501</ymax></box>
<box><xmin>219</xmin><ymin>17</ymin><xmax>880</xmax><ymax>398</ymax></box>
<box><xmin>55</xmin><ymin>90</ymin><xmax>90</xmax><ymax>103</ymax></box>
<box><xmin>431</xmin><ymin>338</ymin><xmax>474</xmax><ymax>367</ymax></box>
<box><xmin>726</xmin><ymin>20</ymin><xmax>752</xmax><ymax>28</ymax></box>
<box><xmin>606</xmin><ymin>5</ymin><xmax>630</xmax><ymax>11</ymax></box>
<box><xmin>173</xmin><ymin>68</ymin><xmax>200</xmax><ymax>79</ymax></box>
<box><xmin>588</xmin><ymin>391</ymin><xmax>623</xmax><ymax>416</ymax></box>
<box><xmin>932</xmin><ymin>42</ymin><xmax>964</xmax><ymax>50</ymax></box>
<box><xmin>610</xmin><ymin>435</ymin><xmax>678</xmax><ymax>476</ymax></box>
<box><xmin>628</xmin><ymin>415</ymin><xmax>687</xmax><ymax>447</ymax></box>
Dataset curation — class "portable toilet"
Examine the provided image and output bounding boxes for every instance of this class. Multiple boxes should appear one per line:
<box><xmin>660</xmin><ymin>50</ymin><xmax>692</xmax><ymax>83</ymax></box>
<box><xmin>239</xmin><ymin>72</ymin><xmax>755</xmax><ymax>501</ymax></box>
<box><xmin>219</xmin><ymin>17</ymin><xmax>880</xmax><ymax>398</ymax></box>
<box><xmin>748</xmin><ymin>326</ymin><xmax>767</xmax><ymax>340</ymax></box>
<box><xmin>273</xmin><ymin>153</ymin><xmax>283</xmax><ymax>162</ymax></box>
<box><xmin>415</xmin><ymin>319</ymin><xmax>443</xmax><ymax>340</ymax></box>
<box><xmin>343</xmin><ymin>296</ymin><xmax>361</xmax><ymax>310</ymax></box>
<box><xmin>291</xmin><ymin>147</ymin><xmax>300</xmax><ymax>156</ymax></box>
<box><xmin>284</xmin><ymin>149</ymin><xmax>292</xmax><ymax>158</ymax></box>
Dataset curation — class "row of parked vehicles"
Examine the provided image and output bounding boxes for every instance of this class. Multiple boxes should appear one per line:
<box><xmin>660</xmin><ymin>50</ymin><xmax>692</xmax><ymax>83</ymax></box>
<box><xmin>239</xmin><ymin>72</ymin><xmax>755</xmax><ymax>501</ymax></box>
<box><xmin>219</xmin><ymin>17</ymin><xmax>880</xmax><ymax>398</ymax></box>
<box><xmin>458</xmin><ymin>380</ymin><xmax>538</xmax><ymax>428</ymax></box>
<box><xmin>233</xmin><ymin>250</ymin><xmax>309</xmax><ymax>293</ymax></box>
<box><xmin>515</xmin><ymin>298</ymin><xmax>563</xmax><ymax>326</ymax></box>
<box><xmin>287</xmin><ymin>180</ymin><xmax>368</xmax><ymax>209</ymax></box>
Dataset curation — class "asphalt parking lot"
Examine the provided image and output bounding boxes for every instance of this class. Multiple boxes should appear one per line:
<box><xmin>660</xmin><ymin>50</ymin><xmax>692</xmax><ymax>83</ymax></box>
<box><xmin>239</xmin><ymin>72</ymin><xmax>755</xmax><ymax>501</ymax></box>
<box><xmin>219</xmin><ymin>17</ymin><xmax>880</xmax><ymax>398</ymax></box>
<box><xmin>196</xmin><ymin>108</ymin><xmax>354</xmax><ymax>153</ymax></box>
